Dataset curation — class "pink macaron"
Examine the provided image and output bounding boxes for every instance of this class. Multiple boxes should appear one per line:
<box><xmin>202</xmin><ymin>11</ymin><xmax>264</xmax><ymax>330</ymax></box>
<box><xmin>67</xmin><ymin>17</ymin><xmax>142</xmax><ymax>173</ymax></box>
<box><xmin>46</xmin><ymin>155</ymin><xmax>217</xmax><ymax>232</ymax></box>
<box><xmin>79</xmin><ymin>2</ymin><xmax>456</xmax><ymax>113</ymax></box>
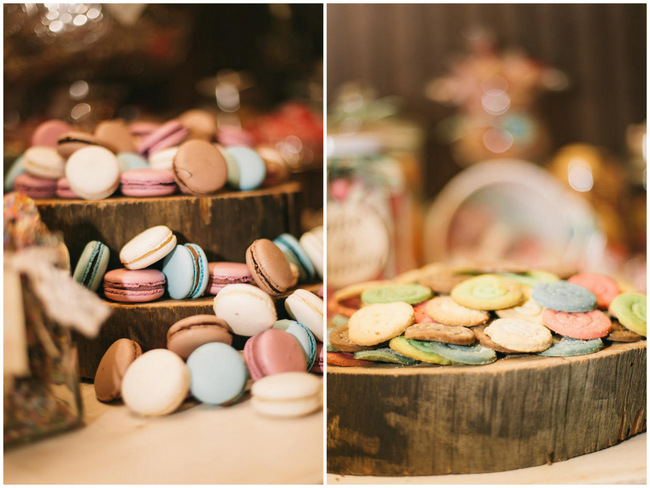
<box><xmin>243</xmin><ymin>328</ymin><xmax>307</xmax><ymax>381</ymax></box>
<box><xmin>137</xmin><ymin>120</ymin><xmax>190</xmax><ymax>156</ymax></box>
<box><xmin>56</xmin><ymin>177</ymin><xmax>80</xmax><ymax>199</ymax></box>
<box><xmin>31</xmin><ymin>119</ymin><xmax>73</xmax><ymax>148</ymax></box>
<box><xmin>216</xmin><ymin>126</ymin><xmax>256</xmax><ymax>147</ymax></box>
<box><xmin>103</xmin><ymin>268</ymin><xmax>166</xmax><ymax>303</ymax></box>
<box><xmin>13</xmin><ymin>173</ymin><xmax>57</xmax><ymax>199</ymax></box>
<box><xmin>207</xmin><ymin>262</ymin><xmax>254</xmax><ymax>295</ymax></box>
<box><xmin>120</xmin><ymin>168</ymin><xmax>178</xmax><ymax>197</ymax></box>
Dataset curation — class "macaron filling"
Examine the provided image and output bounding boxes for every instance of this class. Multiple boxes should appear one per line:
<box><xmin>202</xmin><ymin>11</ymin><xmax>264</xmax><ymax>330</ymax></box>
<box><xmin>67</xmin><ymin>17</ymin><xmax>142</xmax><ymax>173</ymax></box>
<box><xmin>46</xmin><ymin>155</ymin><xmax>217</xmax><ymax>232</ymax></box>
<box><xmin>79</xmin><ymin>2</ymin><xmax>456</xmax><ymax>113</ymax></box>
<box><xmin>122</xmin><ymin>232</ymin><xmax>176</xmax><ymax>267</ymax></box>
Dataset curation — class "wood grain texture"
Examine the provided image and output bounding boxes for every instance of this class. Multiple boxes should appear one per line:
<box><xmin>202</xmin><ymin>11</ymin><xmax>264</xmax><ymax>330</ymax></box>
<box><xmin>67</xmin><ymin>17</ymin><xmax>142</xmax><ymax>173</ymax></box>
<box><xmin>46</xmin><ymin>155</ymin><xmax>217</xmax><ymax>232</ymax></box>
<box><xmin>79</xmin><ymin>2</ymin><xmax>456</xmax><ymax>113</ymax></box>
<box><xmin>327</xmin><ymin>341</ymin><xmax>646</xmax><ymax>476</ymax></box>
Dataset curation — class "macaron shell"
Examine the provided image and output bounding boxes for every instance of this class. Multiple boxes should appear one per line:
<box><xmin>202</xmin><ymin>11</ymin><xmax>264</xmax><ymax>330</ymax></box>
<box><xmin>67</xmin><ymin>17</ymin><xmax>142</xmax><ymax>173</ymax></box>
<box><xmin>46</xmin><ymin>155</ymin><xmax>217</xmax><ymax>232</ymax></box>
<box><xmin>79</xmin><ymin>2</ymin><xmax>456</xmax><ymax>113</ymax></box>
<box><xmin>187</xmin><ymin>342</ymin><xmax>248</xmax><ymax>405</ymax></box>
<box><xmin>65</xmin><ymin>146</ymin><xmax>121</xmax><ymax>200</ymax></box>
<box><xmin>120</xmin><ymin>225</ymin><xmax>177</xmax><ymax>270</ymax></box>
<box><xmin>95</xmin><ymin>119</ymin><xmax>137</xmax><ymax>153</ymax></box>
<box><xmin>185</xmin><ymin>244</ymin><xmax>209</xmax><ymax>298</ymax></box>
<box><xmin>13</xmin><ymin>173</ymin><xmax>57</xmax><ymax>198</ymax></box>
<box><xmin>207</xmin><ymin>261</ymin><xmax>253</xmax><ymax>295</ymax></box>
<box><xmin>31</xmin><ymin>119</ymin><xmax>73</xmax><ymax>147</ymax></box>
<box><xmin>149</xmin><ymin>146</ymin><xmax>179</xmax><ymax>170</ymax></box>
<box><xmin>246</xmin><ymin>239</ymin><xmax>293</xmax><ymax>297</ymax></box>
<box><xmin>5</xmin><ymin>155</ymin><xmax>26</xmax><ymax>192</ymax></box>
<box><xmin>117</xmin><ymin>152</ymin><xmax>150</xmax><ymax>172</ymax></box>
<box><xmin>56</xmin><ymin>177</ymin><xmax>80</xmax><ymax>199</ymax></box>
<box><xmin>299</xmin><ymin>227</ymin><xmax>324</xmax><ymax>278</ymax></box>
<box><xmin>172</xmin><ymin>140</ymin><xmax>228</xmax><ymax>195</ymax></box>
<box><xmin>120</xmin><ymin>168</ymin><xmax>177</xmax><ymax>197</ymax></box>
<box><xmin>103</xmin><ymin>268</ymin><xmax>166</xmax><ymax>303</ymax></box>
<box><xmin>167</xmin><ymin>315</ymin><xmax>233</xmax><ymax>359</ymax></box>
<box><xmin>248</xmin><ymin>329</ymin><xmax>307</xmax><ymax>380</ymax></box>
<box><xmin>138</xmin><ymin>120</ymin><xmax>189</xmax><ymax>155</ymax></box>
<box><xmin>225</xmin><ymin>146</ymin><xmax>266</xmax><ymax>191</ymax></box>
<box><xmin>161</xmin><ymin>245</ymin><xmax>196</xmax><ymax>299</ymax></box>
<box><xmin>284</xmin><ymin>289</ymin><xmax>324</xmax><ymax>341</ymax></box>
<box><xmin>250</xmin><ymin>372</ymin><xmax>322</xmax><ymax>418</ymax></box>
<box><xmin>273</xmin><ymin>319</ymin><xmax>317</xmax><ymax>371</ymax></box>
<box><xmin>57</xmin><ymin>130</ymin><xmax>116</xmax><ymax>158</ymax></box>
<box><xmin>212</xmin><ymin>283</ymin><xmax>277</xmax><ymax>337</ymax></box>
<box><xmin>73</xmin><ymin>240</ymin><xmax>110</xmax><ymax>292</ymax></box>
<box><xmin>94</xmin><ymin>339</ymin><xmax>142</xmax><ymax>402</ymax></box>
<box><xmin>121</xmin><ymin>349</ymin><xmax>190</xmax><ymax>416</ymax></box>
<box><xmin>23</xmin><ymin>146</ymin><xmax>66</xmax><ymax>179</ymax></box>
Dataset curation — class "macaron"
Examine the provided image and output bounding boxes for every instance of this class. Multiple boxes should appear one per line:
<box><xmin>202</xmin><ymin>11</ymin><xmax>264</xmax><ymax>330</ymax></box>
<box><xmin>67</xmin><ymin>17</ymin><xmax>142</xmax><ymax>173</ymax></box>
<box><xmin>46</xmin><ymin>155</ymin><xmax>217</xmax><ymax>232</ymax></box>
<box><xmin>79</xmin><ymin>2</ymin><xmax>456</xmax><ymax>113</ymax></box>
<box><xmin>94</xmin><ymin>338</ymin><xmax>142</xmax><ymax>402</ymax></box>
<box><xmin>273</xmin><ymin>319</ymin><xmax>317</xmax><ymax>371</ymax></box>
<box><xmin>13</xmin><ymin>173</ymin><xmax>57</xmax><ymax>199</ymax></box>
<box><xmin>311</xmin><ymin>342</ymin><xmax>324</xmax><ymax>373</ymax></box>
<box><xmin>148</xmin><ymin>146</ymin><xmax>179</xmax><ymax>170</ymax></box>
<box><xmin>299</xmin><ymin>227</ymin><xmax>324</xmax><ymax>279</ymax></box>
<box><xmin>57</xmin><ymin>130</ymin><xmax>116</xmax><ymax>159</ymax></box>
<box><xmin>187</xmin><ymin>342</ymin><xmax>249</xmax><ymax>405</ymax></box>
<box><xmin>94</xmin><ymin>119</ymin><xmax>137</xmax><ymax>154</ymax></box>
<box><xmin>4</xmin><ymin>154</ymin><xmax>26</xmax><ymax>192</ymax></box>
<box><xmin>120</xmin><ymin>168</ymin><xmax>178</xmax><ymax>197</ymax></box>
<box><xmin>224</xmin><ymin>146</ymin><xmax>266</xmax><ymax>191</ymax></box>
<box><xmin>216</xmin><ymin>126</ymin><xmax>255</xmax><ymax>147</ymax></box>
<box><xmin>161</xmin><ymin>243</ymin><xmax>209</xmax><ymax>299</ymax></box>
<box><xmin>178</xmin><ymin>109</ymin><xmax>217</xmax><ymax>141</ymax></box>
<box><xmin>212</xmin><ymin>283</ymin><xmax>277</xmax><ymax>337</ymax></box>
<box><xmin>138</xmin><ymin>119</ymin><xmax>190</xmax><ymax>156</ymax></box>
<box><xmin>119</xmin><ymin>225</ymin><xmax>177</xmax><ymax>270</ymax></box>
<box><xmin>31</xmin><ymin>119</ymin><xmax>73</xmax><ymax>148</ymax></box>
<box><xmin>284</xmin><ymin>289</ymin><xmax>324</xmax><ymax>342</ymax></box>
<box><xmin>55</xmin><ymin>177</ymin><xmax>80</xmax><ymax>199</ymax></box>
<box><xmin>65</xmin><ymin>146</ymin><xmax>121</xmax><ymax>200</ymax></box>
<box><xmin>256</xmin><ymin>144</ymin><xmax>290</xmax><ymax>188</ymax></box>
<box><xmin>103</xmin><ymin>268</ymin><xmax>166</xmax><ymax>303</ymax></box>
<box><xmin>251</xmin><ymin>372</ymin><xmax>322</xmax><ymax>418</ymax></box>
<box><xmin>172</xmin><ymin>140</ymin><xmax>228</xmax><ymax>195</ymax></box>
<box><xmin>245</xmin><ymin>238</ymin><xmax>293</xmax><ymax>297</ymax></box>
<box><xmin>244</xmin><ymin>328</ymin><xmax>307</xmax><ymax>381</ymax></box>
<box><xmin>167</xmin><ymin>314</ymin><xmax>233</xmax><ymax>359</ymax></box>
<box><xmin>206</xmin><ymin>262</ymin><xmax>253</xmax><ymax>295</ymax></box>
<box><xmin>121</xmin><ymin>349</ymin><xmax>190</xmax><ymax>416</ymax></box>
<box><xmin>23</xmin><ymin>146</ymin><xmax>65</xmax><ymax>179</ymax></box>
<box><xmin>273</xmin><ymin>233</ymin><xmax>316</xmax><ymax>283</ymax></box>
<box><xmin>73</xmin><ymin>240</ymin><xmax>110</xmax><ymax>292</ymax></box>
<box><xmin>116</xmin><ymin>152</ymin><xmax>150</xmax><ymax>172</ymax></box>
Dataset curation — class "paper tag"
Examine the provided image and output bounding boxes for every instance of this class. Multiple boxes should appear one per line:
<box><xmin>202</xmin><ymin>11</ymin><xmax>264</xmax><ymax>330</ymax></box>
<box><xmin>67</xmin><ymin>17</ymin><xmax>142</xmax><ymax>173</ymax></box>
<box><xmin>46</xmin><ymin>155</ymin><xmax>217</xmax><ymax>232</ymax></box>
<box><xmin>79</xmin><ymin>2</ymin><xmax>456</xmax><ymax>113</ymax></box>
<box><xmin>4</xmin><ymin>266</ymin><xmax>30</xmax><ymax>378</ymax></box>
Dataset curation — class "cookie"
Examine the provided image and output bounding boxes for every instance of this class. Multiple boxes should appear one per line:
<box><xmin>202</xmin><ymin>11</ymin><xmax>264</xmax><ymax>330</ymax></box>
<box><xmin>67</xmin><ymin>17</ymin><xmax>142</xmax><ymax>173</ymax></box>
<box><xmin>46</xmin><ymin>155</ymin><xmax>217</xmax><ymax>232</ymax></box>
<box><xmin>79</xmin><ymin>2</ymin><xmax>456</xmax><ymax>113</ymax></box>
<box><xmin>328</xmin><ymin>323</ymin><xmax>374</xmax><ymax>353</ymax></box>
<box><xmin>420</xmin><ymin>341</ymin><xmax>497</xmax><ymax>365</ymax></box>
<box><xmin>354</xmin><ymin>348</ymin><xmax>419</xmax><ymax>365</ymax></box>
<box><xmin>451</xmin><ymin>274</ymin><xmax>524</xmax><ymax>311</ymax></box>
<box><xmin>484</xmin><ymin>318</ymin><xmax>554</xmax><ymax>353</ymax></box>
<box><xmin>388</xmin><ymin>336</ymin><xmax>453</xmax><ymax>365</ymax></box>
<box><xmin>418</xmin><ymin>270</ymin><xmax>471</xmax><ymax>294</ymax></box>
<box><xmin>326</xmin><ymin>327</ymin><xmax>339</xmax><ymax>352</ymax></box>
<box><xmin>495</xmin><ymin>293</ymin><xmax>545</xmax><ymax>325</ymax></box>
<box><xmin>347</xmin><ymin>302</ymin><xmax>415</xmax><ymax>346</ymax></box>
<box><xmin>539</xmin><ymin>337</ymin><xmax>604</xmax><ymax>357</ymax></box>
<box><xmin>327</xmin><ymin>352</ymin><xmax>374</xmax><ymax>367</ymax></box>
<box><xmin>568</xmin><ymin>273</ymin><xmax>620</xmax><ymax>309</ymax></box>
<box><xmin>532</xmin><ymin>281</ymin><xmax>597</xmax><ymax>312</ymax></box>
<box><xmin>473</xmin><ymin>323</ymin><xmax>520</xmax><ymax>354</ymax></box>
<box><xmin>361</xmin><ymin>284</ymin><xmax>433</xmax><ymax>305</ymax></box>
<box><xmin>413</xmin><ymin>300</ymin><xmax>434</xmax><ymax>323</ymax></box>
<box><xmin>425</xmin><ymin>295</ymin><xmax>489</xmax><ymax>327</ymax></box>
<box><xmin>404</xmin><ymin>322</ymin><xmax>476</xmax><ymax>345</ymax></box>
<box><xmin>606</xmin><ymin>319</ymin><xmax>645</xmax><ymax>343</ymax></box>
<box><xmin>608</xmin><ymin>292</ymin><xmax>647</xmax><ymax>337</ymax></box>
<box><xmin>498</xmin><ymin>270</ymin><xmax>560</xmax><ymax>287</ymax></box>
<box><xmin>331</xmin><ymin>314</ymin><xmax>350</xmax><ymax>327</ymax></box>
<box><xmin>542</xmin><ymin>309</ymin><xmax>612</xmax><ymax>340</ymax></box>
<box><xmin>331</xmin><ymin>280</ymin><xmax>392</xmax><ymax>317</ymax></box>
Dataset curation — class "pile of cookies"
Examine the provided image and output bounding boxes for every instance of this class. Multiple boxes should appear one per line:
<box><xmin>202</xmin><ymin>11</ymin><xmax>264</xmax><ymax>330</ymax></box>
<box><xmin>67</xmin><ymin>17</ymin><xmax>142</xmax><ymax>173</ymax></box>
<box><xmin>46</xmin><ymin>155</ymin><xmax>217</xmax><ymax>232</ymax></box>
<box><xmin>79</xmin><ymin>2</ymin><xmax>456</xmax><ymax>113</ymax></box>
<box><xmin>327</xmin><ymin>264</ymin><xmax>647</xmax><ymax>367</ymax></box>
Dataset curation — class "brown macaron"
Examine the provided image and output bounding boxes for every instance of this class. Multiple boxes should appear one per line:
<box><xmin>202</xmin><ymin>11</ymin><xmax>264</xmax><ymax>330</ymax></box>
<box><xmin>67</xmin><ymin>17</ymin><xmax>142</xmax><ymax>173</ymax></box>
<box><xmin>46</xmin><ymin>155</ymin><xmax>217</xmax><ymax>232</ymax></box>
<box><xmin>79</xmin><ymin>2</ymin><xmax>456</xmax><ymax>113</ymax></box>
<box><xmin>94</xmin><ymin>338</ymin><xmax>142</xmax><ymax>402</ymax></box>
<box><xmin>172</xmin><ymin>140</ymin><xmax>228</xmax><ymax>195</ymax></box>
<box><xmin>166</xmin><ymin>314</ymin><xmax>233</xmax><ymax>359</ymax></box>
<box><xmin>94</xmin><ymin>119</ymin><xmax>136</xmax><ymax>153</ymax></box>
<box><xmin>57</xmin><ymin>131</ymin><xmax>116</xmax><ymax>159</ymax></box>
<box><xmin>246</xmin><ymin>238</ymin><xmax>294</xmax><ymax>297</ymax></box>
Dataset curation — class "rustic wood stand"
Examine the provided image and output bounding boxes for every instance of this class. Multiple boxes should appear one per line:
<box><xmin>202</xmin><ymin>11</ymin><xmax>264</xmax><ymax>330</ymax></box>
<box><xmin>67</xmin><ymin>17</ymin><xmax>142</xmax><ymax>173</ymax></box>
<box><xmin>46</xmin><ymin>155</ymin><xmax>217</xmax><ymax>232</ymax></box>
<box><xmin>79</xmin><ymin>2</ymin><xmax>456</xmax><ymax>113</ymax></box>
<box><xmin>327</xmin><ymin>341</ymin><xmax>646</xmax><ymax>476</ymax></box>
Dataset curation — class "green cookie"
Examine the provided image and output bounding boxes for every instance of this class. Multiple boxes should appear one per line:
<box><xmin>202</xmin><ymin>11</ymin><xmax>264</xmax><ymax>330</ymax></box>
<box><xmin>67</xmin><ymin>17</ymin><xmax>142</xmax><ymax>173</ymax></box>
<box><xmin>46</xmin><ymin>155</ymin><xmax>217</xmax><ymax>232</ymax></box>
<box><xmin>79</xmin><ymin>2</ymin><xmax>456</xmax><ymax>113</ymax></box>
<box><xmin>451</xmin><ymin>274</ymin><xmax>524</xmax><ymax>310</ymax></box>
<box><xmin>498</xmin><ymin>270</ymin><xmax>560</xmax><ymax>287</ymax></box>
<box><xmin>418</xmin><ymin>341</ymin><xmax>497</xmax><ymax>365</ymax></box>
<box><xmin>331</xmin><ymin>314</ymin><xmax>350</xmax><ymax>326</ymax></box>
<box><xmin>361</xmin><ymin>284</ymin><xmax>433</xmax><ymax>305</ymax></box>
<box><xmin>388</xmin><ymin>336</ymin><xmax>453</xmax><ymax>365</ymax></box>
<box><xmin>609</xmin><ymin>292</ymin><xmax>647</xmax><ymax>337</ymax></box>
<box><xmin>354</xmin><ymin>348</ymin><xmax>418</xmax><ymax>365</ymax></box>
<box><xmin>539</xmin><ymin>337</ymin><xmax>604</xmax><ymax>357</ymax></box>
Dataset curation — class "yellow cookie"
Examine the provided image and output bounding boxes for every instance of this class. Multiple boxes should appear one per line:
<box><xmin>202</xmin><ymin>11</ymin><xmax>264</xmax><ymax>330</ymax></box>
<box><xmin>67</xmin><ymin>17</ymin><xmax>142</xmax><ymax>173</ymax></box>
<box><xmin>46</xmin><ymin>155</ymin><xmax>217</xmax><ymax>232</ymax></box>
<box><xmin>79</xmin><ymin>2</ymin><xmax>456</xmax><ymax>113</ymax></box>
<box><xmin>495</xmin><ymin>288</ymin><xmax>544</xmax><ymax>325</ymax></box>
<box><xmin>348</xmin><ymin>302</ymin><xmax>415</xmax><ymax>346</ymax></box>
<box><xmin>425</xmin><ymin>295</ymin><xmax>489</xmax><ymax>327</ymax></box>
<box><xmin>451</xmin><ymin>274</ymin><xmax>524</xmax><ymax>311</ymax></box>
<box><xmin>484</xmin><ymin>318</ymin><xmax>553</xmax><ymax>353</ymax></box>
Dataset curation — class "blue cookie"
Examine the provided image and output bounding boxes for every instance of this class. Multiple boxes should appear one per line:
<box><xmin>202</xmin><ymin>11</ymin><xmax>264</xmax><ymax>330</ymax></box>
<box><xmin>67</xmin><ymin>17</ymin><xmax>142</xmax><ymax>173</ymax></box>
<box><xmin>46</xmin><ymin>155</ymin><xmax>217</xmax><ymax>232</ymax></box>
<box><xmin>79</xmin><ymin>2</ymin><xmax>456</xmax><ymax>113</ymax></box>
<box><xmin>421</xmin><ymin>341</ymin><xmax>497</xmax><ymax>365</ymax></box>
<box><xmin>73</xmin><ymin>240</ymin><xmax>110</xmax><ymax>292</ymax></box>
<box><xmin>539</xmin><ymin>337</ymin><xmax>604</xmax><ymax>357</ymax></box>
<box><xmin>532</xmin><ymin>281</ymin><xmax>597</xmax><ymax>312</ymax></box>
<box><xmin>273</xmin><ymin>233</ymin><xmax>316</xmax><ymax>283</ymax></box>
<box><xmin>273</xmin><ymin>319</ymin><xmax>317</xmax><ymax>371</ymax></box>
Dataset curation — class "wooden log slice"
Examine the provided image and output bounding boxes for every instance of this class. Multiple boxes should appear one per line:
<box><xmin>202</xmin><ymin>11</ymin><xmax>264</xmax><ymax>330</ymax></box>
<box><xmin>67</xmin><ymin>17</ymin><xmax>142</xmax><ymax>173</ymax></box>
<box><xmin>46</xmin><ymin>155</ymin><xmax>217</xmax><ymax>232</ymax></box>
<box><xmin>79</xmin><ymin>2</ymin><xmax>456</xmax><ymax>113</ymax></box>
<box><xmin>327</xmin><ymin>341</ymin><xmax>646</xmax><ymax>476</ymax></box>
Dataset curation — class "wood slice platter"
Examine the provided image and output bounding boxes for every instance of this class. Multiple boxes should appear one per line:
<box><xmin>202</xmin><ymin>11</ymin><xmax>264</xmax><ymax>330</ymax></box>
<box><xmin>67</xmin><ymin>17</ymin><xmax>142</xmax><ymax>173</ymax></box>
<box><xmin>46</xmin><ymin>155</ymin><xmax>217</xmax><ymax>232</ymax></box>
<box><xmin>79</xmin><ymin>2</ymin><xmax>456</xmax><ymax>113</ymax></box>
<box><xmin>327</xmin><ymin>341</ymin><xmax>646</xmax><ymax>476</ymax></box>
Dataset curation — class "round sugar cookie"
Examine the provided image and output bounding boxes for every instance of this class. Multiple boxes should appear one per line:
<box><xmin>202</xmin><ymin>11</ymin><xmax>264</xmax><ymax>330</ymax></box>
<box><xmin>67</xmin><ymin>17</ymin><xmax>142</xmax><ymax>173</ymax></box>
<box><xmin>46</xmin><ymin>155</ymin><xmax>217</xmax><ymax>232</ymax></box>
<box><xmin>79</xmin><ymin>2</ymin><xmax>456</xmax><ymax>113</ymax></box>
<box><xmin>425</xmin><ymin>295</ymin><xmax>489</xmax><ymax>326</ymax></box>
<box><xmin>532</xmin><ymin>281</ymin><xmax>597</xmax><ymax>312</ymax></box>
<box><xmin>542</xmin><ymin>309</ymin><xmax>611</xmax><ymax>340</ymax></box>
<box><xmin>608</xmin><ymin>292</ymin><xmax>646</xmax><ymax>337</ymax></box>
<box><xmin>404</xmin><ymin>322</ymin><xmax>476</xmax><ymax>345</ymax></box>
<box><xmin>473</xmin><ymin>323</ymin><xmax>520</xmax><ymax>354</ymax></box>
<box><xmin>495</xmin><ymin>296</ymin><xmax>545</xmax><ymax>325</ymax></box>
<box><xmin>568</xmin><ymin>273</ymin><xmax>620</xmax><ymax>309</ymax></box>
<box><xmin>606</xmin><ymin>319</ymin><xmax>645</xmax><ymax>342</ymax></box>
<box><xmin>539</xmin><ymin>337</ymin><xmax>604</xmax><ymax>357</ymax></box>
<box><xmin>347</xmin><ymin>302</ymin><xmax>415</xmax><ymax>346</ymax></box>
<box><xmin>418</xmin><ymin>270</ymin><xmax>471</xmax><ymax>294</ymax></box>
<box><xmin>422</xmin><ymin>341</ymin><xmax>497</xmax><ymax>365</ymax></box>
<box><xmin>413</xmin><ymin>300</ymin><xmax>434</xmax><ymax>324</ymax></box>
<box><xmin>451</xmin><ymin>274</ymin><xmax>524</xmax><ymax>311</ymax></box>
<box><xmin>484</xmin><ymin>318</ymin><xmax>553</xmax><ymax>353</ymax></box>
<box><xmin>328</xmin><ymin>323</ymin><xmax>374</xmax><ymax>353</ymax></box>
<box><xmin>361</xmin><ymin>284</ymin><xmax>433</xmax><ymax>305</ymax></box>
<box><xmin>354</xmin><ymin>348</ymin><xmax>418</xmax><ymax>365</ymax></box>
<box><xmin>388</xmin><ymin>336</ymin><xmax>453</xmax><ymax>365</ymax></box>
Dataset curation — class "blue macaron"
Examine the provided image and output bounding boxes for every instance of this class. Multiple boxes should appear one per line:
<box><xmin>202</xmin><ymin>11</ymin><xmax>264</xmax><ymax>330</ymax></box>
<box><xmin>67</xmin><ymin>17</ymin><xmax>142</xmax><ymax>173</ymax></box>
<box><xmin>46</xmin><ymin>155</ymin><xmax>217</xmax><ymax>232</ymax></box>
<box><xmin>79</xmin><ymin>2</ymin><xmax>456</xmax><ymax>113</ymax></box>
<box><xmin>5</xmin><ymin>154</ymin><xmax>26</xmax><ymax>192</ymax></box>
<box><xmin>117</xmin><ymin>152</ymin><xmax>150</xmax><ymax>172</ymax></box>
<box><xmin>161</xmin><ymin>243</ymin><xmax>209</xmax><ymax>299</ymax></box>
<box><xmin>73</xmin><ymin>240</ymin><xmax>110</xmax><ymax>292</ymax></box>
<box><xmin>273</xmin><ymin>319</ymin><xmax>317</xmax><ymax>371</ymax></box>
<box><xmin>273</xmin><ymin>233</ymin><xmax>316</xmax><ymax>283</ymax></box>
<box><xmin>187</xmin><ymin>342</ymin><xmax>249</xmax><ymax>405</ymax></box>
<box><xmin>224</xmin><ymin>146</ymin><xmax>267</xmax><ymax>191</ymax></box>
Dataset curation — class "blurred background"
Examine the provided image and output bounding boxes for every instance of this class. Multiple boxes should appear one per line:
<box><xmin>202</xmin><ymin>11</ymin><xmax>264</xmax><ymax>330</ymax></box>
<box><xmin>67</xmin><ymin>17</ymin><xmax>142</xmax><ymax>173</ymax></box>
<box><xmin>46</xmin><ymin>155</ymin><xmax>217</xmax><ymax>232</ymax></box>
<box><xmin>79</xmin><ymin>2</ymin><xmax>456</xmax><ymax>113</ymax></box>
<box><xmin>327</xmin><ymin>4</ymin><xmax>646</xmax><ymax>291</ymax></box>
<box><xmin>4</xmin><ymin>3</ymin><xmax>324</xmax><ymax>223</ymax></box>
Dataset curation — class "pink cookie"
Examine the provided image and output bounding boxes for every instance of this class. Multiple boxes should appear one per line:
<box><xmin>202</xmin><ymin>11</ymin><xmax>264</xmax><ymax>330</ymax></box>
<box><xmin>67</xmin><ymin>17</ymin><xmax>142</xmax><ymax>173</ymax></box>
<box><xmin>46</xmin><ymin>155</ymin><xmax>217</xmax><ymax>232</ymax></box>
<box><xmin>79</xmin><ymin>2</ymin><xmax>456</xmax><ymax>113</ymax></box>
<box><xmin>413</xmin><ymin>300</ymin><xmax>434</xmax><ymax>324</ymax></box>
<box><xmin>56</xmin><ymin>177</ymin><xmax>80</xmax><ymax>199</ymax></box>
<box><xmin>542</xmin><ymin>308</ymin><xmax>612</xmax><ymax>340</ymax></box>
<box><xmin>13</xmin><ymin>173</ymin><xmax>57</xmax><ymax>199</ymax></box>
<box><xmin>138</xmin><ymin>120</ymin><xmax>190</xmax><ymax>156</ymax></box>
<box><xmin>31</xmin><ymin>119</ymin><xmax>73</xmax><ymax>148</ymax></box>
<box><xmin>206</xmin><ymin>262</ymin><xmax>253</xmax><ymax>295</ymax></box>
<box><xmin>244</xmin><ymin>329</ymin><xmax>307</xmax><ymax>381</ymax></box>
<box><xmin>568</xmin><ymin>273</ymin><xmax>620</xmax><ymax>309</ymax></box>
<box><xmin>120</xmin><ymin>168</ymin><xmax>178</xmax><ymax>197</ymax></box>
<box><xmin>216</xmin><ymin>126</ymin><xmax>255</xmax><ymax>147</ymax></box>
<box><xmin>103</xmin><ymin>268</ymin><xmax>166</xmax><ymax>303</ymax></box>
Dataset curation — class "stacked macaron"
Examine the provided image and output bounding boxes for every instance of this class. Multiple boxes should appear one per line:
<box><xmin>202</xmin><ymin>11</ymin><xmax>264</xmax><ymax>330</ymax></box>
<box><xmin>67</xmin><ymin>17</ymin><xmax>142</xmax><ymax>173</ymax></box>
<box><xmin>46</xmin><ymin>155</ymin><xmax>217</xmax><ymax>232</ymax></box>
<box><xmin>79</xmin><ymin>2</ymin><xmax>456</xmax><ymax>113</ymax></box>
<box><xmin>9</xmin><ymin>110</ymin><xmax>293</xmax><ymax>201</ymax></box>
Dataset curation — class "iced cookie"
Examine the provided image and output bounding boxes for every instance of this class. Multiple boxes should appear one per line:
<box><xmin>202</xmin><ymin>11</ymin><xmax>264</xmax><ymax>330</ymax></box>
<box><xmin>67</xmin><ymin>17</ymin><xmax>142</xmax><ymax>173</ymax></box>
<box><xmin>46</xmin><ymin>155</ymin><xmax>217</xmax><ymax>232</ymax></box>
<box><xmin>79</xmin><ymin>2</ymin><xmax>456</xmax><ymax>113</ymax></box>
<box><xmin>532</xmin><ymin>281</ymin><xmax>597</xmax><ymax>312</ymax></box>
<box><xmin>568</xmin><ymin>273</ymin><xmax>620</xmax><ymax>309</ymax></box>
<box><xmin>484</xmin><ymin>318</ymin><xmax>553</xmax><ymax>353</ymax></box>
<box><xmin>348</xmin><ymin>302</ymin><xmax>415</xmax><ymax>346</ymax></box>
<box><xmin>404</xmin><ymin>322</ymin><xmax>476</xmax><ymax>345</ymax></box>
<box><xmin>451</xmin><ymin>274</ymin><xmax>524</xmax><ymax>311</ymax></box>
<box><xmin>608</xmin><ymin>292</ymin><xmax>646</xmax><ymax>337</ymax></box>
<box><xmin>425</xmin><ymin>295</ymin><xmax>489</xmax><ymax>327</ymax></box>
<box><xmin>495</xmin><ymin>292</ymin><xmax>545</xmax><ymax>325</ymax></box>
<box><xmin>361</xmin><ymin>283</ymin><xmax>433</xmax><ymax>305</ymax></box>
<box><xmin>542</xmin><ymin>309</ymin><xmax>611</xmax><ymax>340</ymax></box>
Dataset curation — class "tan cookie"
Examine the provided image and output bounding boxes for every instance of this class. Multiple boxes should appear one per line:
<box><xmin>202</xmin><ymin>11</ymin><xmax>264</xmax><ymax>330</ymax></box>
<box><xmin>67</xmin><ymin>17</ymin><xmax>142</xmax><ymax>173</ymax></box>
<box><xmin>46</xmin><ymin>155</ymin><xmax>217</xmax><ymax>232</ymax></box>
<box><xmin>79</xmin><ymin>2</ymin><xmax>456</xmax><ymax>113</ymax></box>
<box><xmin>495</xmin><ymin>289</ymin><xmax>544</xmax><ymax>325</ymax></box>
<box><xmin>328</xmin><ymin>323</ymin><xmax>374</xmax><ymax>352</ymax></box>
<box><xmin>606</xmin><ymin>319</ymin><xmax>645</xmax><ymax>343</ymax></box>
<box><xmin>473</xmin><ymin>324</ymin><xmax>519</xmax><ymax>354</ymax></box>
<box><xmin>484</xmin><ymin>318</ymin><xmax>553</xmax><ymax>353</ymax></box>
<box><xmin>348</xmin><ymin>302</ymin><xmax>415</xmax><ymax>346</ymax></box>
<box><xmin>425</xmin><ymin>295</ymin><xmax>489</xmax><ymax>327</ymax></box>
<box><xmin>404</xmin><ymin>322</ymin><xmax>476</xmax><ymax>345</ymax></box>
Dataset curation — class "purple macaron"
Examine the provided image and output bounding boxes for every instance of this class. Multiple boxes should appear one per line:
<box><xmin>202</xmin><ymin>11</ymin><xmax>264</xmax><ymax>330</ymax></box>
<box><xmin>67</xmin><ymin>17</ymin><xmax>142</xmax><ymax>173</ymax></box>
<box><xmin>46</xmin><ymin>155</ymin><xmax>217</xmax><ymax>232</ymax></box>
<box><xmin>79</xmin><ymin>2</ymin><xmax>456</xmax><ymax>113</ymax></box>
<box><xmin>137</xmin><ymin>120</ymin><xmax>190</xmax><ymax>156</ymax></box>
<box><xmin>207</xmin><ymin>262</ymin><xmax>253</xmax><ymax>295</ymax></box>
<box><xmin>120</xmin><ymin>168</ymin><xmax>178</xmax><ymax>197</ymax></box>
<box><xmin>103</xmin><ymin>268</ymin><xmax>166</xmax><ymax>303</ymax></box>
<box><xmin>13</xmin><ymin>173</ymin><xmax>57</xmax><ymax>199</ymax></box>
